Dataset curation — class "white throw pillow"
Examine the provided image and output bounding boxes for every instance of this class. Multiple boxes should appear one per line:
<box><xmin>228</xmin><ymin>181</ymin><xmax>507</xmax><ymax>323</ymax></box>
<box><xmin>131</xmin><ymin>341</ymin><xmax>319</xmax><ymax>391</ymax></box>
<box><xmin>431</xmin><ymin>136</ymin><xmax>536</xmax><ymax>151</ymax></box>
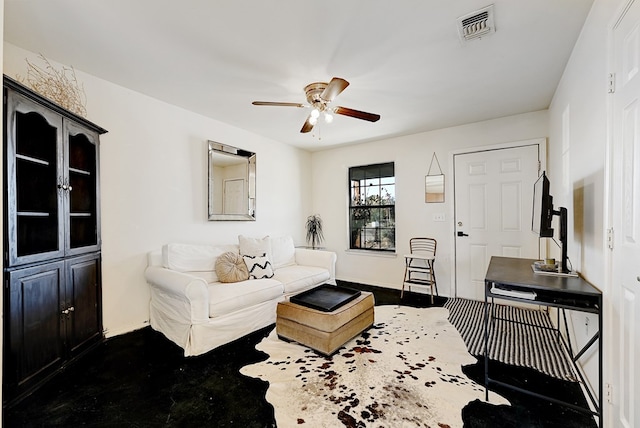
<box><xmin>238</xmin><ymin>235</ymin><xmax>272</xmax><ymax>260</ymax></box>
<box><xmin>242</xmin><ymin>253</ymin><xmax>275</xmax><ymax>279</ymax></box>
<box><xmin>270</xmin><ymin>235</ymin><xmax>296</xmax><ymax>269</ymax></box>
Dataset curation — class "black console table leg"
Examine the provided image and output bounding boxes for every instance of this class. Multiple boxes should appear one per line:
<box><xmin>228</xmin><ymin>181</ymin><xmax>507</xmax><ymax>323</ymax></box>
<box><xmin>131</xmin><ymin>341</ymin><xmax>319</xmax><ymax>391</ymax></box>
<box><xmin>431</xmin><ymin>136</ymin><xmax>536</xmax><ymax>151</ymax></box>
<box><xmin>484</xmin><ymin>281</ymin><xmax>490</xmax><ymax>401</ymax></box>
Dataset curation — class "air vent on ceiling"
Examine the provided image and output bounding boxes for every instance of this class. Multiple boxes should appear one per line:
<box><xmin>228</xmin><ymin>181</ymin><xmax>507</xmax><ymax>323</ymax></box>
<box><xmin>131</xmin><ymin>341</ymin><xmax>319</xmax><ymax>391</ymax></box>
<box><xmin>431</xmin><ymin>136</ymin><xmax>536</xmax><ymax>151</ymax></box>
<box><xmin>457</xmin><ymin>4</ymin><xmax>495</xmax><ymax>42</ymax></box>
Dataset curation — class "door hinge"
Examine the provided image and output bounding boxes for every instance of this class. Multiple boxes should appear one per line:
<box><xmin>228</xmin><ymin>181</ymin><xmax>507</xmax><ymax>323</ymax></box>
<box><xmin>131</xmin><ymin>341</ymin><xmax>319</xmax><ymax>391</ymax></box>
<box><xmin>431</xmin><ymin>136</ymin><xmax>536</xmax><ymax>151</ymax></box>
<box><xmin>608</xmin><ymin>73</ymin><xmax>616</xmax><ymax>94</ymax></box>
<box><xmin>606</xmin><ymin>383</ymin><xmax>613</xmax><ymax>403</ymax></box>
<box><xmin>537</xmin><ymin>160</ymin><xmax>541</xmax><ymax>173</ymax></box>
<box><xmin>607</xmin><ymin>228</ymin><xmax>614</xmax><ymax>250</ymax></box>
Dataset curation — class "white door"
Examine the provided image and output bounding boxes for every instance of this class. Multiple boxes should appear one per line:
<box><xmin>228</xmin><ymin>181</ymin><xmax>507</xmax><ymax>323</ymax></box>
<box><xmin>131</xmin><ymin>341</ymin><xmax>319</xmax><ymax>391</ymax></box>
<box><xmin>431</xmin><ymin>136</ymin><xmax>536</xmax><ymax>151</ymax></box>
<box><xmin>223</xmin><ymin>178</ymin><xmax>245</xmax><ymax>214</ymax></box>
<box><xmin>610</xmin><ymin>2</ymin><xmax>640</xmax><ymax>426</ymax></box>
<box><xmin>454</xmin><ymin>144</ymin><xmax>541</xmax><ymax>300</ymax></box>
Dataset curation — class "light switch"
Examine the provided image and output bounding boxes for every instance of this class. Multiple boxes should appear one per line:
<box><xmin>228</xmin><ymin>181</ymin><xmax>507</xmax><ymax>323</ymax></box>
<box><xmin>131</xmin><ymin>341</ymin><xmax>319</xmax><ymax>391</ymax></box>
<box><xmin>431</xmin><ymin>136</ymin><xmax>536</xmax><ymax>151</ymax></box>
<box><xmin>433</xmin><ymin>213</ymin><xmax>445</xmax><ymax>222</ymax></box>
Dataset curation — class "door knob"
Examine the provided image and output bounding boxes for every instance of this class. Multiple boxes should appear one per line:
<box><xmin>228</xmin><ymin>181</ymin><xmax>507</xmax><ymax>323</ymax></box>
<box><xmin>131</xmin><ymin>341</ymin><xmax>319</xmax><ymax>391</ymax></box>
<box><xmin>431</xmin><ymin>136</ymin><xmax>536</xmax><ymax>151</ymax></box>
<box><xmin>457</xmin><ymin>231</ymin><xmax>469</xmax><ymax>237</ymax></box>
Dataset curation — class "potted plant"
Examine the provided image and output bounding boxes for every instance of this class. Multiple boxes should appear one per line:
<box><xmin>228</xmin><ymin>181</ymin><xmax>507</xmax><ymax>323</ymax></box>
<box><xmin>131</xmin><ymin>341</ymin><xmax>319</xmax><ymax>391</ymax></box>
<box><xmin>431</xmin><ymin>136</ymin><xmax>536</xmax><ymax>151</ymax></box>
<box><xmin>306</xmin><ymin>214</ymin><xmax>324</xmax><ymax>249</ymax></box>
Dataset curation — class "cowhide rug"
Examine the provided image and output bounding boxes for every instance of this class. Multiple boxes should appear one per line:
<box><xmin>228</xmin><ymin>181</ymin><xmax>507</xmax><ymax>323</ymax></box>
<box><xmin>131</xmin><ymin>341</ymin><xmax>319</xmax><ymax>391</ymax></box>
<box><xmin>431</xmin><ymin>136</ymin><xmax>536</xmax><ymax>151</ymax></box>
<box><xmin>241</xmin><ymin>305</ymin><xmax>508</xmax><ymax>427</ymax></box>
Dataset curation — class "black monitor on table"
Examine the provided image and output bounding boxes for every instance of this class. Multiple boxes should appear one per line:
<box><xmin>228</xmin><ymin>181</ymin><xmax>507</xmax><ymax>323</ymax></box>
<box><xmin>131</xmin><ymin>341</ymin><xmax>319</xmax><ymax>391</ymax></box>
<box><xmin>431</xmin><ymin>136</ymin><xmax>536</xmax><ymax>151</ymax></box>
<box><xmin>532</xmin><ymin>171</ymin><xmax>570</xmax><ymax>274</ymax></box>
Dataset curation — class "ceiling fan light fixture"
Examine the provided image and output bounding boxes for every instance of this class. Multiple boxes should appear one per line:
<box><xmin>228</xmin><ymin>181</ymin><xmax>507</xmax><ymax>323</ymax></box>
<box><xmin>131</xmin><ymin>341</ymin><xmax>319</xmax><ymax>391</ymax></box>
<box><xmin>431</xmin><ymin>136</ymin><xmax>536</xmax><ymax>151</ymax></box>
<box><xmin>324</xmin><ymin>112</ymin><xmax>333</xmax><ymax>123</ymax></box>
<box><xmin>310</xmin><ymin>108</ymin><xmax>320</xmax><ymax>119</ymax></box>
<box><xmin>309</xmin><ymin>116</ymin><xmax>318</xmax><ymax>125</ymax></box>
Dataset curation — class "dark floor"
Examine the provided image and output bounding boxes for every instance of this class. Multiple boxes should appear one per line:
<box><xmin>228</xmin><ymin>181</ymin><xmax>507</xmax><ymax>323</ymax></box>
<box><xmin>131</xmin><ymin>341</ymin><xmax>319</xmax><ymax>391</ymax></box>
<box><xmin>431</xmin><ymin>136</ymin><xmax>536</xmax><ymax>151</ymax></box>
<box><xmin>3</xmin><ymin>282</ymin><xmax>597</xmax><ymax>427</ymax></box>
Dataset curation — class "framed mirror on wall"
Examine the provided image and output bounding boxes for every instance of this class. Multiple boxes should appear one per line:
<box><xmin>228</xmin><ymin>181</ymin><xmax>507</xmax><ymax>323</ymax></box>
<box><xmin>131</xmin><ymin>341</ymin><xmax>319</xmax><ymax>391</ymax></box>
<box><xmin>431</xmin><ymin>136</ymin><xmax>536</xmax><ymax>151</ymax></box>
<box><xmin>208</xmin><ymin>141</ymin><xmax>256</xmax><ymax>221</ymax></box>
<box><xmin>425</xmin><ymin>174</ymin><xmax>445</xmax><ymax>203</ymax></box>
<box><xmin>425</xmin><ymin>152</ymin><xmax>444</xmax><ymax>203</ymax></box>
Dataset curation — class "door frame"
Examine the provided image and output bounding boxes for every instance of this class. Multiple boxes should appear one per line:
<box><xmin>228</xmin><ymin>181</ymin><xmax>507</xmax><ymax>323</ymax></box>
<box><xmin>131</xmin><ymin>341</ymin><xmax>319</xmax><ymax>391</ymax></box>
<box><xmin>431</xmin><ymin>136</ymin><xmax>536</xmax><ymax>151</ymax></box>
<box><xmin>448</xmin><ymin>138</ymin><xmax>547</xmax><ymax>297</ymax></box>
<box><xmin>604</xmin><ymin>1</ymin><xmax>637</xmax><ymax>426</ymax></box>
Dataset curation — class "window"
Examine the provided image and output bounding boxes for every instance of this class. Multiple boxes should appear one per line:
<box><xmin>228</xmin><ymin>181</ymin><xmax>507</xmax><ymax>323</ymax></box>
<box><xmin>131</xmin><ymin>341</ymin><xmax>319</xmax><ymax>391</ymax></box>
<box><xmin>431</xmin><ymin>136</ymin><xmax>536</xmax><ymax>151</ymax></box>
<box><xmin>349</xmin><ymin>162</ymin><xmax>395</xmax><ymax>252</ymax></box>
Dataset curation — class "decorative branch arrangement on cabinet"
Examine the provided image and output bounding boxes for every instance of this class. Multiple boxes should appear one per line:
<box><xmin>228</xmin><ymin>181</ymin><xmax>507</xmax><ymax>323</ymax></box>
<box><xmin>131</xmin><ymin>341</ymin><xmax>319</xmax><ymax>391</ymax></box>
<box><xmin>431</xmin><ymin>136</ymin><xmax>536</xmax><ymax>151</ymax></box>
<box><xmin>2</xmin><ymin>75</ymin><xmax>108</xmax><ymax>406</ymax></box>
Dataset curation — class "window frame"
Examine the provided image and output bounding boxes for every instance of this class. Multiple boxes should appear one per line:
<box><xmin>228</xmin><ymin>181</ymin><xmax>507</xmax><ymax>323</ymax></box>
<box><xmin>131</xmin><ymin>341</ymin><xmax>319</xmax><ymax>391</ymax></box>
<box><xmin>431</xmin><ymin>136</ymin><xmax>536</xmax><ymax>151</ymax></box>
<box><xmin>348</xmin><ymin>162</ymin><xmax>396</xmax><ymax>252</ymax></box>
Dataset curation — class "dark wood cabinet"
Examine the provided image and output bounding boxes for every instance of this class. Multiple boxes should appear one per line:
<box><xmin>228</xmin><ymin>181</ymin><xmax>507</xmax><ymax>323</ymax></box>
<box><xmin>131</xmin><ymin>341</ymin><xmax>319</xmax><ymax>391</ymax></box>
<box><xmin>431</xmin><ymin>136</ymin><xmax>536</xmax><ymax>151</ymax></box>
<box><xmin>3</xmin><ymin>76</ymin><xmax>107</xmax><ymax>405</ymax></box>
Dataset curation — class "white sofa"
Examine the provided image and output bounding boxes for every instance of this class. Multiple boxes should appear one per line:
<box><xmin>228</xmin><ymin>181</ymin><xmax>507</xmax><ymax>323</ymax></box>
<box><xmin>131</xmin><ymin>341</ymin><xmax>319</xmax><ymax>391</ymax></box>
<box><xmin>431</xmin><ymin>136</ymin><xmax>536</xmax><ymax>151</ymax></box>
<box><xmin>144</xmin><ymin>235</ymin><xmax>337</xmax><ymax>356</ymax></box>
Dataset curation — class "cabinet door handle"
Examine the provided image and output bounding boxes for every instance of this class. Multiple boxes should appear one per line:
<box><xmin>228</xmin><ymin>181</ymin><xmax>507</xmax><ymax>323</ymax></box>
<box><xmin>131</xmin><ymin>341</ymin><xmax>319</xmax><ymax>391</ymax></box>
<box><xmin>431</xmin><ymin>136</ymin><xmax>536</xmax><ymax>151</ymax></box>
<box><xmin>58</xmin><ymin>178</ymin><xmax>67</xmax><ymax>191</ymax></box>
<box><xmin>61</xmin><ymin>307</ymin><xmax>75</xmax><ymax>315</ymax></box>
<box><xmin>58</xmin><ymin>178</ymin><xmax>72</xmax><ymax>193</ymax></box>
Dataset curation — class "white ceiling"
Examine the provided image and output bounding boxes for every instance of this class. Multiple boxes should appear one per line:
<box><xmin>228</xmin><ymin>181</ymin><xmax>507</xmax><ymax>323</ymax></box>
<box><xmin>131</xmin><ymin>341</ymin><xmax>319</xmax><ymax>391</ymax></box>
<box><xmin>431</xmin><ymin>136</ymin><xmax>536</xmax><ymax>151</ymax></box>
<box><xmin>4</xmin><ymin>0</ymin><xmax>593</xmax><ymax>151</ymax></box>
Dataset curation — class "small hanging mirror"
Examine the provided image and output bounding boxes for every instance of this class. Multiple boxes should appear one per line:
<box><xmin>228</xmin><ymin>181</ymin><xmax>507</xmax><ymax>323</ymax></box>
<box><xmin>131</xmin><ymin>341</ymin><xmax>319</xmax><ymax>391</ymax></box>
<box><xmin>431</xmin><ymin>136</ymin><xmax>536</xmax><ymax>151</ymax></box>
<box><xmin>425</xmin><ymin>153</ymin><xmax>445</xmax><ymax>203</ymax></box>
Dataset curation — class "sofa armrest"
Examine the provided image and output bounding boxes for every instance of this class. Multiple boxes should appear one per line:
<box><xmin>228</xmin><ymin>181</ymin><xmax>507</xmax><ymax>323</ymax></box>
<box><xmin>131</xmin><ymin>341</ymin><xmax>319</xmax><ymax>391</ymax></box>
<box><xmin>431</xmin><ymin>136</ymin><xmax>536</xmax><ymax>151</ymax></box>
<box><xmin>144</xmin><ymin>266</ymin><xmax>210</xmax><ymax>323</ymax></box>
<box><xmin>294</xmin><ymin>248</ymin><xmax>337</xmax><ymax>284</ymax></box>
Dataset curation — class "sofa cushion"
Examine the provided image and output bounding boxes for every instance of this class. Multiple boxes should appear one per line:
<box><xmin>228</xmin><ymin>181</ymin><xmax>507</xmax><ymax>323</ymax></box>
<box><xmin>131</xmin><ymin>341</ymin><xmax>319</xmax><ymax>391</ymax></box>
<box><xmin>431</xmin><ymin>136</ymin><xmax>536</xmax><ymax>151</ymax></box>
<box><xmin>243</xmin><ymin>254</ymin><xmax>275</xmax><ymax>279</ymax></box>
<box><xmin>208</xmin><ymin>279</ymin><xmax>283</xmax><ymax>317</ymax></box>
<box><xmin>215</xmin><ymin>252</ymin><xmax>249</xmax><ymax>283</ymax></box>
<box><xmin>270</xmin><ymin>235</ymin><xmax>296</xmax><ymax>269</ymax></box>
<box><xmin>162</xmin><ymin>243</ymin><xmax>239</xmax><ymax>283</ymax></box>
<box><xmin>273</xmin><ymin>265</ymin><xmax>331</xmax><ymax>294</ymax></box>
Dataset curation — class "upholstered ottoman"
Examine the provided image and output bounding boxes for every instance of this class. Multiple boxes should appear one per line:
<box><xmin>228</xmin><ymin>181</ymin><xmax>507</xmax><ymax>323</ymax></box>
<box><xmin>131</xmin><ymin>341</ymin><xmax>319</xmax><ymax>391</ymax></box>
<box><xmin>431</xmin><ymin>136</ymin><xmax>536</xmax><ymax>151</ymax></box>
<box><xmin>276</xmin><ymin>289</ymin><xmax>375</xmax><ymax>355</ymax></box>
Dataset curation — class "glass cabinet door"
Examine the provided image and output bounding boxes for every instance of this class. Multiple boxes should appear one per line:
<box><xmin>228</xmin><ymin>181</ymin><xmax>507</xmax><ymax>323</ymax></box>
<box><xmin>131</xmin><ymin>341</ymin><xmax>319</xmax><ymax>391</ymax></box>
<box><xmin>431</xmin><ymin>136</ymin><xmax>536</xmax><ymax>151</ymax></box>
<box><xmin>64</xmin><ymin>121</ymin><xmax>100</xmax><ymax>254</ymax></box>
<box><xmin>6</xmin><ymin>93</ymin><xmax>65</xmax><ymax>265</ymax></box>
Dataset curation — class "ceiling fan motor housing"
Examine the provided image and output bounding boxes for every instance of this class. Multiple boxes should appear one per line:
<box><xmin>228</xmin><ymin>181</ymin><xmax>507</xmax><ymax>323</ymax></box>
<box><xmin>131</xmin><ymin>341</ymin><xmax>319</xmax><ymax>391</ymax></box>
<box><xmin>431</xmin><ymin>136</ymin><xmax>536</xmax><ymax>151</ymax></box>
<box><xmin>304</xmin><ymin>82</ymin><xmax>329</xmax><ymax>110</ymax></box>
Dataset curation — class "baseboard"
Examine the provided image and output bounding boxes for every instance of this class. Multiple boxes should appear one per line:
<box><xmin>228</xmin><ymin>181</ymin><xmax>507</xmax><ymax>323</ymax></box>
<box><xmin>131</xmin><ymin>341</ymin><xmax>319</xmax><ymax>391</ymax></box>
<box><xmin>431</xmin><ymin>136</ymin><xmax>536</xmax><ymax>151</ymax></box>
<box><xmin>103</xmin><ymin>320</ymin><xmax>150</xmax><ymax>338</ymax></box>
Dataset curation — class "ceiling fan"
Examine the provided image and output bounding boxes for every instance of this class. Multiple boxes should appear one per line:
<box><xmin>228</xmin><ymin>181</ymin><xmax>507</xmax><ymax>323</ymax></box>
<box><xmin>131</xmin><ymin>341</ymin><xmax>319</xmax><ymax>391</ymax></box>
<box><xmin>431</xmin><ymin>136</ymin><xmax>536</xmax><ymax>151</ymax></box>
<box><xmin>252</xmin><ymin>77</ymin><xmax>381</xmax><ymax>133</ymax></box>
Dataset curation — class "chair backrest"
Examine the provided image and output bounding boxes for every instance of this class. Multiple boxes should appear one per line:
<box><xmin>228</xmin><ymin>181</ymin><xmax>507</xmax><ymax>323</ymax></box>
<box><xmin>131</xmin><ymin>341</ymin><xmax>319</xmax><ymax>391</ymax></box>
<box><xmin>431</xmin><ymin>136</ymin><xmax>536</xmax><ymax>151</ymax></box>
<box><xmin>409</xmin><ymin>237</ymin><xmax>437</xmax><ymax>256</ymax></box>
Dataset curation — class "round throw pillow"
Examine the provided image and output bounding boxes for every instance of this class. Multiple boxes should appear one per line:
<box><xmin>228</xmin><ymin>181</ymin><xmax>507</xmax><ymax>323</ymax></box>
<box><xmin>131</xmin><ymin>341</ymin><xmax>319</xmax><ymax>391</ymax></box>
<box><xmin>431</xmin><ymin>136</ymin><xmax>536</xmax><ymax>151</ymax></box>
<box><xmin>215</xmin><ymin>251</ymin><xmax>249</xmax><ymax>283</ymax></box>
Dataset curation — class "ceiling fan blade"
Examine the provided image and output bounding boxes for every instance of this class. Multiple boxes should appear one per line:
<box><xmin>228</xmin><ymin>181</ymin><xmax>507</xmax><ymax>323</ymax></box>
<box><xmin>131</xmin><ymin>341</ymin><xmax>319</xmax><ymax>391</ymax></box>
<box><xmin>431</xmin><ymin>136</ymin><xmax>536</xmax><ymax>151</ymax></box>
<box><xmin>334</xmin><ymin>106</ymin><xmax>381</xmax><ymax>122</ymax></box>
<box><xmin>320</xmin><ymin>77</ymin><xmax>349</xmax><ymax>102</ymax></box>
<box><xmin>252</xmin><ymin>101</ymin><xmax>305</xmax><ymax>107</ymax></box>
<box><xmin>300</xmin><ymin>115</ymin><xmax>315</xmax><ymax>133</ymax></box>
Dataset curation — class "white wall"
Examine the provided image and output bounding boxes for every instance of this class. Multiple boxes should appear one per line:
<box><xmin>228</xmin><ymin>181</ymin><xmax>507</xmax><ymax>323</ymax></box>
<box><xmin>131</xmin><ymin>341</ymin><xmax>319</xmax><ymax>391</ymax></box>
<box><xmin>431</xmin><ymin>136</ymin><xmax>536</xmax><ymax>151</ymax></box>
<box><xmin>4</xmin><ymin>43</ymin><xmax>313</xmax><ymax>337</ymax></box>
<box><xmin>548</xmin><ymin>0</ymin><xmax>620</xmax><ymax>413</ymax></box>
<box><xmin>311</xmin><ymin>111</ymin><xmax>549</xmax><ymax>296</ymax></box>
<box><xmin>549</xmin><ymin>1</ymin><xmax>611</xmax><ymax>285</ymax></box>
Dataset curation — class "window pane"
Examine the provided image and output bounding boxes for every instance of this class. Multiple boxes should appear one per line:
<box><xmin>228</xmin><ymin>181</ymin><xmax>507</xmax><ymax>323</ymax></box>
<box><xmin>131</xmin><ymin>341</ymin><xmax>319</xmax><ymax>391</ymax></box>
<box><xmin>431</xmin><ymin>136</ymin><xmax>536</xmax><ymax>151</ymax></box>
<box><xmin>379</xmin><ymin>227</ymin><xmax>395</xmax><ymax>249</ymax></box>
<box><xmin>379</xmin><ymin>163</ymin><xmax>394</xmax><ymax>178</ymax></box>
<box><xmin>351</xmin><ymin>181</ymin><xmax>364</xmax><ymax>206</ymax></box>
<box><xmin>378</xmin><ymin>207</ymin><xmax>395</xmax><ymax>227</ymax></box>
<box><xmin>381</xmin><ymin>176</ymin><xmax>394</xmax><ymax>186</ymax></box>
<box><xmin>350</xmin><ymin>226</ymin><xmax>363</xmax><ymax>248</ymax></box>
<box><xmin>365</xmin><ymin>185</ymin><xmax>381</xmax><ymax>205</ymax></box>
<box><xmin>381</xmin><ymin>185</ymin><xmax>395</xmax><ymax>204</ymax></box>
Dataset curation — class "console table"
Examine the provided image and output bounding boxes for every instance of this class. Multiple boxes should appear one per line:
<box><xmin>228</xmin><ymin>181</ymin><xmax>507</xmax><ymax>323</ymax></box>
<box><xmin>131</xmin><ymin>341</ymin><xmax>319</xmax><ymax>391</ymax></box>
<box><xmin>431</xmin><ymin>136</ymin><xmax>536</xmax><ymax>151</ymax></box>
<box><xmin>483</xmin><ymin>256</ymin><xmax>602</xmax><ymax>426</ymax></box>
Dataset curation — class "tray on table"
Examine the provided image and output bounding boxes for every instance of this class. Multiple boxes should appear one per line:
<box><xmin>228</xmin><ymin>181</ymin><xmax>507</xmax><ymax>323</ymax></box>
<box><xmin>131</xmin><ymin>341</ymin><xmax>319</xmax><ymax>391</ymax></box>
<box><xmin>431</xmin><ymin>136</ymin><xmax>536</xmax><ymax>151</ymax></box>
<box><xmin>289</xmin><ymin>284</ymin><xmax>362</xmax><ymax>312</ymax></box>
